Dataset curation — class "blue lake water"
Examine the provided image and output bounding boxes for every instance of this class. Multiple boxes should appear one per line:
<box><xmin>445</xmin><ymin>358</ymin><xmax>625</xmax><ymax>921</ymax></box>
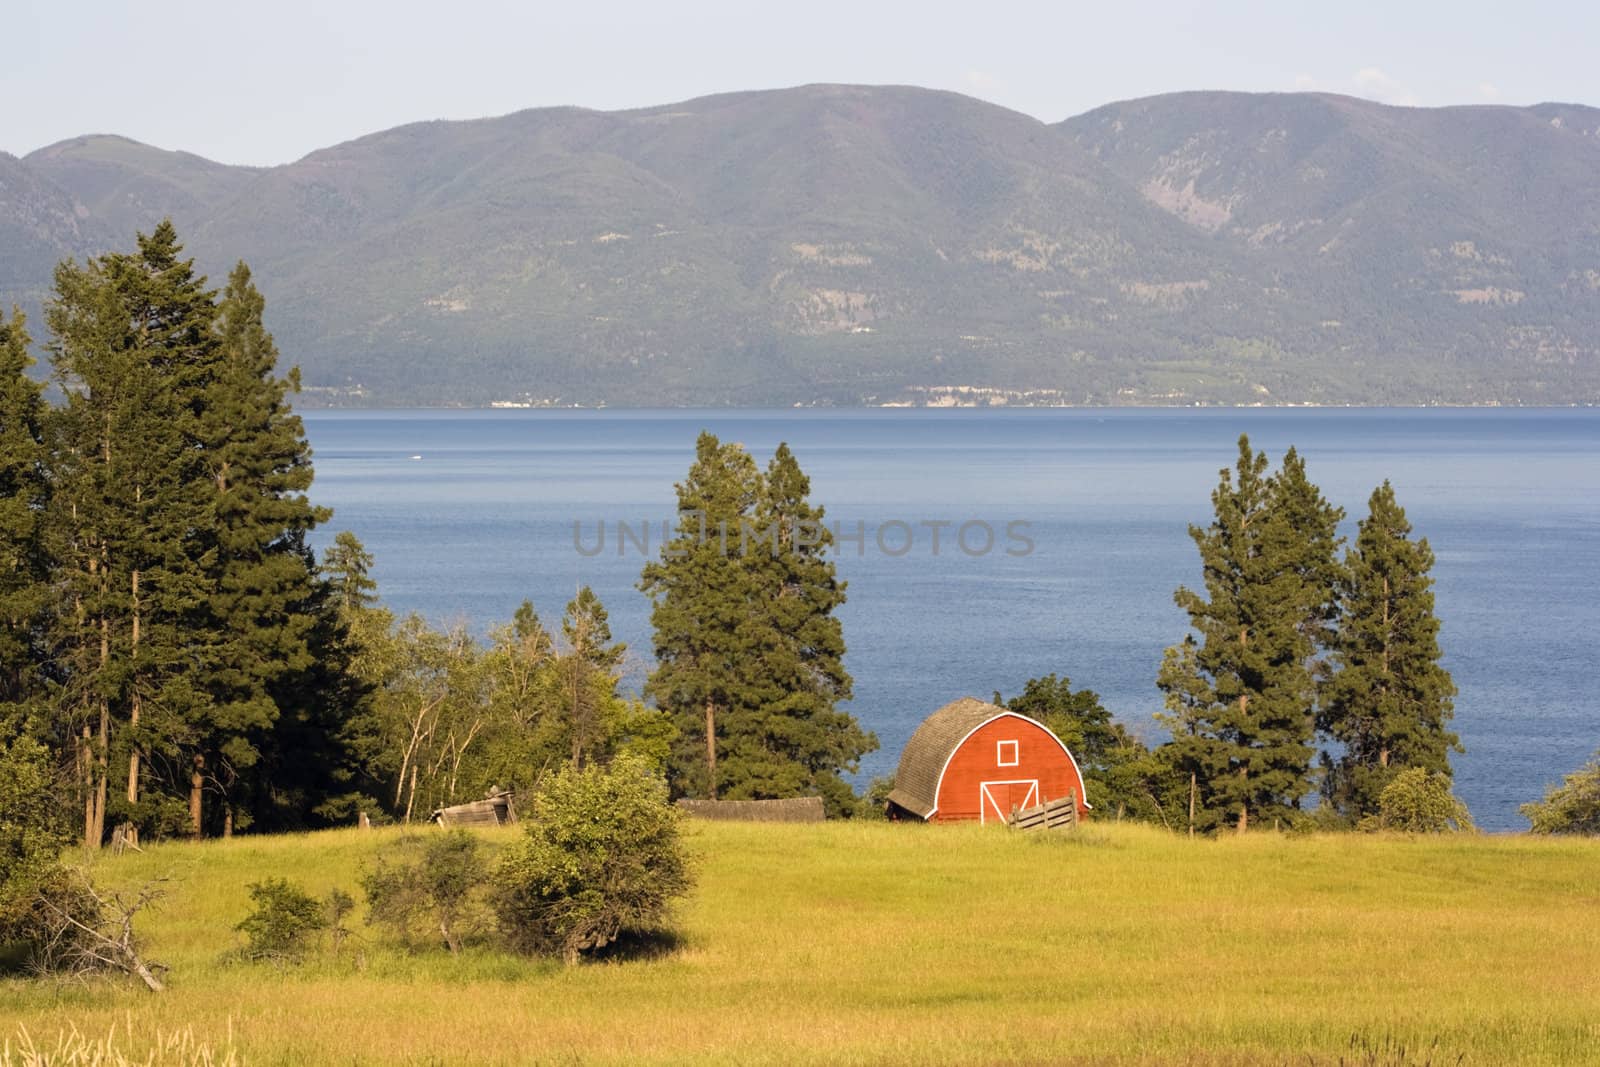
<box><xmin>300</xmin><ymin>408</ymin><xmax>1600</xmax><ymax>831</ymax></box>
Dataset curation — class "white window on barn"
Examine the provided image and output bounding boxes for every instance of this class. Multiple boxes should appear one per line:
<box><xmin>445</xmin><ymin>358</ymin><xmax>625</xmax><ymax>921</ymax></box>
<box><xmin>996</xmin><ymin>739</ymin><xmax>1019</xmax><ymax>767</ymax></box>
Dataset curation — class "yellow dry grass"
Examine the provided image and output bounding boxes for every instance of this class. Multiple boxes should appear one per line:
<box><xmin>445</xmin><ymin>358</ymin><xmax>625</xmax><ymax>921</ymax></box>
<box><xmin>2</xmin><ymin>821</ymin><xmax>1597</xmax><ymax>1065</ymax></box>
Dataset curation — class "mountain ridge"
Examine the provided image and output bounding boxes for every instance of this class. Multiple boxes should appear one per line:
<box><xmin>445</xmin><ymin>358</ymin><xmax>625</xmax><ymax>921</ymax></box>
<box><xmin>4</xmin><ymin>84</ymin><xmax>1597</xmax><ymax>406</ymax></box>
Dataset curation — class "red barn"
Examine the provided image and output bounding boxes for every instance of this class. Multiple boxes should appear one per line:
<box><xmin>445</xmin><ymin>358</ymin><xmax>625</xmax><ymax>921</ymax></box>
<box><xmin>886</xmin><ymin>697</ymin><xmax>1090</xmax><ymax>823</ymax></box>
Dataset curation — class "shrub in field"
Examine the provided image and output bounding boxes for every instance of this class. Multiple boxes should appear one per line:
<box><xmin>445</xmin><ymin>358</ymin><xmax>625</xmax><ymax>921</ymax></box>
<box><xmin>325</xmin><ymin>888</ymin><xmax>356</xmax><ymax>952</ymax></box>
<box><xmin>0</xmin><ymin>736</ymin><xmax>67</xmax><ymax>946</ymax></box>
<box><xmin>235</xmin><ymin>878</ymin><xmax>327</xmax><ymax>962</ymax></box>
<box><xmin>361</xmin><ymin>830</ymin><xmax>488</xmax><ymax>954</ymax></box>
<box><xmin>1363</xmin><ymin>768</ymin><xmax>1473</xmax><ymax>833</ymax></box>
<box><xmin>1521</xmin><ymin>751</ymin><xmax>1600</xmax><ymax>835</ymax></box>
<box><xmin>493</xmin><ymin>754</ymin><xmax>692</xmax><ymax>965</ymax></box>
<box><xmin>855</xmin><ymin>775</ymin><xmax>895</xmax><ymax>819</ymax></box>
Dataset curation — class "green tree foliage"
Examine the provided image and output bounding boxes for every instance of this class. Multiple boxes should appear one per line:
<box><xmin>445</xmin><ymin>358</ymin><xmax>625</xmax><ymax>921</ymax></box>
<box><xmin>1271</xmin><ymin>448</ymin><xmax>1346</xmax><ymax>660</ymax></box>
<box><xmin>1521</xmin><ymin>751</ymin><xmax>1600</xmax><ymax>835</ymax></box>
<box><xmin>493</xmin><ymin>755</ymin><xmax>692</xmax><ymax>965</ymax></box>
<box><xmin>333</xmin><ymin>569</ymin><xmax>666</xmax><ymax>821</ymax></box>
<box><xmin>1365</xmin><ymin>767</ymin><xmax>1473</xmax><ymax>833</ymax></box>
<box><xmin>1154</xmin><ymin>636</ymin><xmax>1219</xmax><ymax>835</ymax></box>
<box><xmin>0</xmin><ymin>308</ymin><xmax>48</xmax><ymax>721</ymax></box>
<box><xmin>735</xmin><ymin>444</ymin><xmax>876</xmax><ymax>815</ymax></box>
<box><xmin>361</xmin><ymin>830</ymin><xmax>489</xmax><ymax>955</ymax></box>
<box><xmin>558</xmin><ymin>585</ymin><xmax>626</xmax><ymax>769</ymax></box>
<box><xmin>0</xmin><ymin>733</ymin><xmax>68</xmax><ymax>947</ymax></box>
<box><xmin>35</xmin><ymin>224</ymin><xmax>364</xmax><ymax>846</ymax></box>
<box><xmin>640</xmin><ymin>432</ymin><xmax>764</xmax><ymax>799</ymax></box>
<box><xmin>1155</xmin><ymin>436</ymin><xmax>1332</xmax><ymax>833</ymax></box>
<box><xmin>235</xmin><ymin>877</ymin><xmax>328</xmax><ymax>962</ymax></box>
<box><xmin>1319</xmin><ymin>482</ymin><xmax>1459</xmax><ymax>822</ymax></box>
<box><xmin>474</xmin><ymin>601</ymin><xmax>561</xmax><ymax>794</ymax></box>
<box><xmin>640</xmin><ymin>434</ymin><xmax>874</xmax><ymax>812</ymax></box>
<box><xmin>46</xmin><ymin>221</ymin><xmax>223</xmax><ymax>846</ymax></box>
<box><xmin>322</xmin><ymin>530</ymin><xmax>378</xmax><ymax>612</ymax></box>
<box><xmin>189</xmin><ymin>263</ymin><xmax>333</xmax><ymax>836</ymax></box>
<box><xmin>1003</xmin><ymin>674</ymin><xmax>1163</xmax><ymax>822</ymax></box>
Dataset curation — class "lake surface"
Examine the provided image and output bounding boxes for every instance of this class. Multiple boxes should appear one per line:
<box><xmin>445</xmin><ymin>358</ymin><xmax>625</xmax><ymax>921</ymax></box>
<box><xmin>300</xmin><ymin>408</ymin><xmax>1600</xmax><ymax>831</ymax></box>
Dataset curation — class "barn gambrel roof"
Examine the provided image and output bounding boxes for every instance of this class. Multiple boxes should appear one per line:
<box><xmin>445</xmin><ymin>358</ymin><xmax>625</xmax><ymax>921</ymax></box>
<box><xmin>887</xmin><ymin>697</ymin><xmax>1009</xmax><ymax>818</ymax></box>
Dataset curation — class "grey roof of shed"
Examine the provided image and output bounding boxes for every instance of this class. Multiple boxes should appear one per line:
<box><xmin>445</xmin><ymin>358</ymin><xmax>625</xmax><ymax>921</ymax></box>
<box><xmin>887</xmin><ymin>697</ymin><xmax>1008</xmax><ymax>819</ymax></box>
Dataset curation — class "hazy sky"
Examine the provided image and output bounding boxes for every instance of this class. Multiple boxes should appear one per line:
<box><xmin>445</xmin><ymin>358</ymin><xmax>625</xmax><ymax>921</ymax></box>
<box><xmin>6</xmin><ymin>0</ymin><xmax>1595</xmax><ymax>166</ymax></box>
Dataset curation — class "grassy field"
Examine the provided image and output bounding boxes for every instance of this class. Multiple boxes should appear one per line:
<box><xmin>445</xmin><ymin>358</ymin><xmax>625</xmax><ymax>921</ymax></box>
<box><xmin>2</xmin><ymin>821</ymin><xmax>1597</xmax><ymax>1065</ymax></box>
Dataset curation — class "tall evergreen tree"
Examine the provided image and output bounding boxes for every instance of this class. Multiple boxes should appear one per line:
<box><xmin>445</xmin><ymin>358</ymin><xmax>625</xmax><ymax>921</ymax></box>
<box><xmin>639</xmin><ymin>432</ymin><xmax>764</xmax><ymax>799</ymax></box>
<box><xmin>46</xmin><ymin>221</ymin><xmax>220</xmax><ymax>845</ymax></box>
<box><xmin>558</xmin><ymin>585</ymin><xmax>625</xmax><ymax>769</ymax></box>
<box><xmin>731</xmin><ymin>443</ymin><xmax>875</xmax><ymax>814</ymax></box>
<box><xmin>1319</xmin><ymin>482</ymin><xmax>1458</xmax><ymax>821</ymax></box>
<box><xmin>322</xmin><ymin>530</ymin><xmax>379</xmax><ymax>612</ymax></box>
<box><xmin>1155</xmin><ymin>636</ymin><xmax>1218</xmax><ymax>835</ymax></box>
<box><xmin>1156</xmin><ymin>435</ymin><xmax>1318</xmax><ymax>832</ymax></box>
<box><xmin>1272</xmin><ymin>447</ymin><xmax>1346</xmax><ymax>662</ymax></box>
<box><xmin>0</xmin><ymin>308</ymin><xmax>48</xmax><ymax>721</ymax></box>
<box><xmin>188</xmin><ymin>263</ymin><xmax>335</xmax><ymax>835</ymax></box>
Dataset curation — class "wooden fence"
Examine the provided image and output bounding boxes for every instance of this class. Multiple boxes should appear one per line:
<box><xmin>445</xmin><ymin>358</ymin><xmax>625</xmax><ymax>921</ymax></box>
<box><xmin>675</xmin><ymin>797</ymin><xmax>826</xmax><ymax>823</ymax></box>
<box><xmin>1007</xmin><ymin>793</ymin><xmax>1079</xmax><ymax>832</ymax></box>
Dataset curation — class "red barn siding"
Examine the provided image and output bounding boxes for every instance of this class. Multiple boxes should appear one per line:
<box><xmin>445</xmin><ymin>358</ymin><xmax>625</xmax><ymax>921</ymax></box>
<box><xmin>931</xmin><ymin>714</ymin><xmax>1088</xmax><ymax>823</ymax></box>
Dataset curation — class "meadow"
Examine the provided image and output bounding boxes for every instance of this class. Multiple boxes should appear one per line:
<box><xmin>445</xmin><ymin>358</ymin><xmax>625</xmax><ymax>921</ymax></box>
<box><xmin>2</xmin><ymin>821</ymin><xmax>1597</xmax><ymax>1066</ymax></box>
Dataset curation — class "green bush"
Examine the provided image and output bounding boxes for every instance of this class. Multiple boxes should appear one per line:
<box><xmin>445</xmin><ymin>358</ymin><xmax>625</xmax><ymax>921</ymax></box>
<box><xmin>360</xmin><ymin>830</ymin><xmax>488</xmax><ymax>955</ymax></box>
<box><xmin>325</xmin><ymin>888</ymin><xmax>356</xmax><ymax>952</ymax></box>
<box><xmin>235</xmin><ymin>878</ymin><xmax>327</xmax><ymax>962</ymax></box>
<box><xmin>855</xmin><ymin>776</ymin><xmax>895</xmax><ymax>819</ymax></box>
<box><xmin>493</xmin><ymin>754</ymin><xmax>693</xmax><ymax>965</ymax></box>
<box><xmin>1363</xmin><ymin>768</ymin><xmax>1473</xmax><ymax>833</ymax></box>
<box><xmin>0</xmin><ymin>735</ymin><xmax>70</xmax><ymax>954</ymax></box>
<box><xmin>1521</xmin><ymin>752</ymin><xmax>1600</xmax><ymax>835</ymax></box>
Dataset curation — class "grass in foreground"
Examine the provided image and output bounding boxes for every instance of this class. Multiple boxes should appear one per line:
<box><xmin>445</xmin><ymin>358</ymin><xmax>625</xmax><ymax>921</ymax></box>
<box><xmin>1</xmin><ymin>821</ymin><xmax>1597</xmax><ymax>1065</ymax></box>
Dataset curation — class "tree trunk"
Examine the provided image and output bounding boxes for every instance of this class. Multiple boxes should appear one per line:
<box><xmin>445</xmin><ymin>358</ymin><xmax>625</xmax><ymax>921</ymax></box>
<box><xmin>126</xmin><ymin>567</ymin><xmax>141</xmax><ymax>845</ymax></box>
<box><xmin>704</xmin><ymin>698</ymin><xmax>717</xmax><ymax>800</ymax></box>
<box><xmin>82</xmin><ymin>724</ymin><xmax>95</xmax><ymax>846</ymax></box>
<box><xmin>189</xmin><ymin>756</ymin><xmax>204</xmax><ymax>840</ymax></box>
<box><xmin>92</xmin><ymin>704</ymin><xmax>109</xmax><ymax>847</ymax></box>
<box><xmin>1187</xmin><ymin>771</ymin><xmax>1196</xmax><ymax>838</ymax></box>
<box><xmin>223</xmin><ymin>805</ymin><xmax>234</xmax><ymax>838</ymax></box>
<box><xmin>404</xmin><ymin>763</ymin><xmax>418</xmax><ymax>823</ymax></box>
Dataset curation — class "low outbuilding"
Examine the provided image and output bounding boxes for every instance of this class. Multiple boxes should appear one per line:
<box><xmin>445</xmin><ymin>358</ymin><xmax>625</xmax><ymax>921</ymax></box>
<box><xmin>887</xmin><ymin>697</ymin><xmax>1090</xmax><ymax>823</ymax></box>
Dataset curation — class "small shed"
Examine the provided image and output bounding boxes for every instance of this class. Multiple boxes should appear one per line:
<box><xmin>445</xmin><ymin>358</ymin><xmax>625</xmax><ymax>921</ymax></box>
<box><xmin>431</xmin><ymin>789</ymin><xmax>516</xmax><ymax>828</ymax></box>
<box><xmin>887</xmin><ymin>697</ymin><xmax>1090</xmax><ymax>823</ymax></box>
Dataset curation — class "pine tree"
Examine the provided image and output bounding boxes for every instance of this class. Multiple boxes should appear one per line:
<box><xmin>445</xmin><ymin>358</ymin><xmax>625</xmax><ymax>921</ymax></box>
<box><xmin>46</xmin><ymin>222</ymin><xmax>220</xmax><ymax>846</ymax></box>
<box><xmin>1156</xmin><ymin>435</ymin><xmax>1318</xmax><ymax>832</ymax></box>
<box><xmin>639</xmin><ymin>432</ymin><xmax>764</xmax><ymax>799</ymax></box>
<box><xmin>1319</xmin><ymin>482</ymin><xmax>1458</xmax><ymax>821</ymax></box>
<box><xmin>1272</xmin><ymin>447</ymin><xmax>1345</xmax><ymax>662</ymax></box>
<box><xmin>186</xmin><ymin>262</ymin><xmax>332</xmax><ymax>835</ymax></box>
<box><xmin>0</xmin><ymin>308</ymin><xmax>48</xmax><ymax>720</ymax></box>
<box><xmin>558</xmin><ymin>585</ymin><xmax>625</xmax><ymax>769</ymax></box>
<box><xmin>322</xmin><ymin>530</ymin><xmax>379</xmax><ymax>612</ymax></box>
<box><xmin>1154</xmin><ymin>636</ymin><xmax>1217</xmax><ymax>835</ymax></box>
<box><xmin>732</xmin><ymin>443</ymin><xmax>875</xmax><ymax>815</ymax></box>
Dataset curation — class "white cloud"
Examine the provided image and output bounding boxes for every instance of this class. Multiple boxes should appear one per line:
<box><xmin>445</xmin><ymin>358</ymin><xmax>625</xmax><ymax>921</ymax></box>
<box><xmin>963</xmin><ymin>69</ymin><xmax>1004</xmax><ymax>94</ymax></box>
<box><xmin>1478</xmin><ymin>82</ymin><xmax>1502</xmax><ymax>101</ymax></box>
<box><xmin>1293</xmin><ymin>68</ymin><xmax>1422</xmax><ymax>107</ymax></box>
<box><xmin>1350</xmin><ymin>67</ymin><xmax>1421</xmax><ymax>107</ymax></box>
